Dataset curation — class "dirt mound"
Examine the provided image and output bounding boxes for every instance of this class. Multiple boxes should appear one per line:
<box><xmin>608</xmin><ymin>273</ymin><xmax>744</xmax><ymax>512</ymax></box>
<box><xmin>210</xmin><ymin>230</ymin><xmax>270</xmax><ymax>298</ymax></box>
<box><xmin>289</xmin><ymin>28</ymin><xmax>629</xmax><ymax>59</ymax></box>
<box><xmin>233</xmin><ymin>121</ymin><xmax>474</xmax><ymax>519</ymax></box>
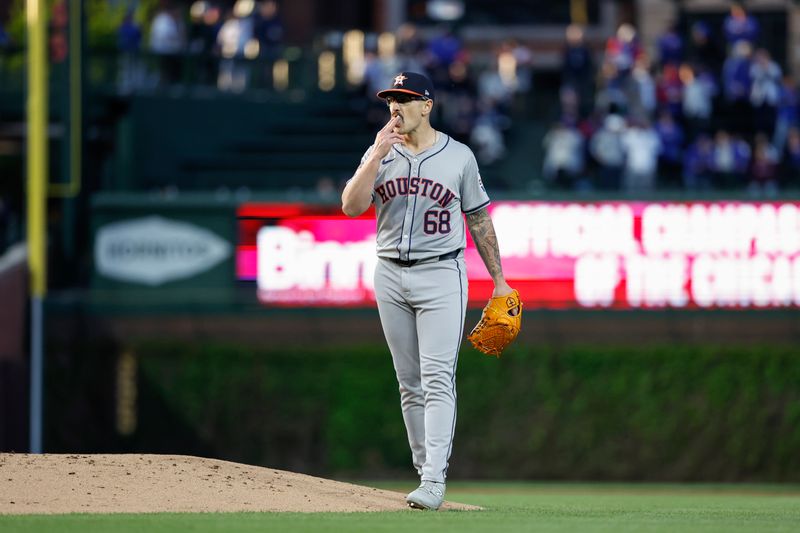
<box><xmin>0</xmin><ymin>453</ymin><xmax>479</xmax><ymax>514</ymax></box>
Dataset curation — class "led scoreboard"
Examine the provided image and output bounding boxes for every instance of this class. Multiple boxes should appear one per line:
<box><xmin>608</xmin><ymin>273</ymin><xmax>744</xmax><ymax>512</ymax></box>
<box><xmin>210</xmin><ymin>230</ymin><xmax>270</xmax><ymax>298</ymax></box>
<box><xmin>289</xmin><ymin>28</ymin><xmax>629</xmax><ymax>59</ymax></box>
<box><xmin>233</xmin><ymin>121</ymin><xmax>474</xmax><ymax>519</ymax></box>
<box><xmin>237</xmin><ymin>202</ymin><xmax>800</xmax><ymax>309</ymax></box>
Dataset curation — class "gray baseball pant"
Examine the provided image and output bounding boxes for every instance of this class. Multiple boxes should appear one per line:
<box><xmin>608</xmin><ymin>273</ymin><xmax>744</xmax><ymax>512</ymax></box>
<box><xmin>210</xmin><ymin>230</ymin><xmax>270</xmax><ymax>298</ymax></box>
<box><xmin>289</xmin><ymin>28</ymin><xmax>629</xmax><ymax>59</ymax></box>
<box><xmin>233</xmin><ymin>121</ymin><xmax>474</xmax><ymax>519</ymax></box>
<box><xmin>373</xmin><ymin>254</ymin><xmax>468</xmax><ymax>483</ymax></box>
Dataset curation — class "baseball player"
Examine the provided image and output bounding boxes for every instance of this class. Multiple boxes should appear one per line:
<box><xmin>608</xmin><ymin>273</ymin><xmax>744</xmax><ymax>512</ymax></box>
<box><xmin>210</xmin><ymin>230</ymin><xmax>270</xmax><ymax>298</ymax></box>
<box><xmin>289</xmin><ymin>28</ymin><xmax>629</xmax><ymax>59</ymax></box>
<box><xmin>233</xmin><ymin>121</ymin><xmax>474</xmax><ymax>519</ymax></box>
<box><xmin>341</xmin><ymin>72</ymin><xmax>516</xmax><ymax>510</ymax></box>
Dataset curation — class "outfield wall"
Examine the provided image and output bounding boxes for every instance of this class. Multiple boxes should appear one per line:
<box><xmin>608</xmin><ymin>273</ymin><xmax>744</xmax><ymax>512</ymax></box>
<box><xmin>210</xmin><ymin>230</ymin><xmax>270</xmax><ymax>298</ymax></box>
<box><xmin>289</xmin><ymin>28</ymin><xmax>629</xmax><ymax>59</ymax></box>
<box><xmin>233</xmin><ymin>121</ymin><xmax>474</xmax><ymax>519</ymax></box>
<box><xmin>33</xmin><ymin>193</ymin><xmax>800</xmax><ymax>479</ymax></box>
<box><xmin>40</xmin><ymin>339</ymin><xmax>800</xmax><ymax>481</ymax></box>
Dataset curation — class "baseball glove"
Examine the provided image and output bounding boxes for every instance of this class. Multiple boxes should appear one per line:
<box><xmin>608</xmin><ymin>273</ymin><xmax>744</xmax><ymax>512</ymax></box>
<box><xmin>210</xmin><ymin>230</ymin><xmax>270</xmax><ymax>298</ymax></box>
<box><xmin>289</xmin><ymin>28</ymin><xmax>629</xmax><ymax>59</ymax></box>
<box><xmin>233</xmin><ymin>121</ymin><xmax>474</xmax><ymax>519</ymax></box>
<box><xmin>467</xmin><ymin>289</ymin><xmax>523</xmax><ymax>357</ymax></box>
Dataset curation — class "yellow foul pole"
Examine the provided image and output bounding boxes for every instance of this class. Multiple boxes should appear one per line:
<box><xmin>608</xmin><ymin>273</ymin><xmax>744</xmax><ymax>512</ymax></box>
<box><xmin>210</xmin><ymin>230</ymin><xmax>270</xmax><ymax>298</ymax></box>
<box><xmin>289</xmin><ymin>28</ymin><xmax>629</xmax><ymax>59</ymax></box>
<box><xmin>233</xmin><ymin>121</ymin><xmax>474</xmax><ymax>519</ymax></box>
<box><xmin>26</xmin><ymin>0</ymin><xmax>47</xmax><ymax>295</ymax></box>
<box><xmin>27</xmin><ymin>0</ymin><xmax>48</xmax><ymax>453</ymax></box>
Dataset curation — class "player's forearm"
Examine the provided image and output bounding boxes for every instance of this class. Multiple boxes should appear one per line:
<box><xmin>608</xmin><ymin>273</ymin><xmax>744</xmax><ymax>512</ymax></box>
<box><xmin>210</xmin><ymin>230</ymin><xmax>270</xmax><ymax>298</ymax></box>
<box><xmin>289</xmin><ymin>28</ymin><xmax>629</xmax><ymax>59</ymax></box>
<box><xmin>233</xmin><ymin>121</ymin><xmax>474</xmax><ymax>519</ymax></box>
<box><xmin>466</xmin><ymin>208</ymin><xmax>506</xmax><ymax>285</ymax></box>
<box><xmin>341</xmin><ymin>156</ymin><xmax>380</xmax><ymax>217</ymax></box>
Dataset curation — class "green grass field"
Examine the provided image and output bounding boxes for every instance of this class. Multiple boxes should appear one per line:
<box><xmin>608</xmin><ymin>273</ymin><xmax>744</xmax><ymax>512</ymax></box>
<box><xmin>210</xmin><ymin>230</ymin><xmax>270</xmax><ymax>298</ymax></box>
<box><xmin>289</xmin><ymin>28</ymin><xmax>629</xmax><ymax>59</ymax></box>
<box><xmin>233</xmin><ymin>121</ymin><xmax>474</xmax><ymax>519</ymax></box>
<box><xmin>2</xmin><ymin>483</ymin><xmax>799</xmax><ymax>532</ymax></box>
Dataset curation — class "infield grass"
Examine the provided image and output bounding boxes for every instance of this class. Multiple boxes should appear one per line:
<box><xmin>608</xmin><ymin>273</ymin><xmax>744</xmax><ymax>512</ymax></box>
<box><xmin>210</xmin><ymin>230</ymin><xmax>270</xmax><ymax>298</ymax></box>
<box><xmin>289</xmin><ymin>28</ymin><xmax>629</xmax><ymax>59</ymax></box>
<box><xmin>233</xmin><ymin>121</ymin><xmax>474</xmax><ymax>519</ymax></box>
<box><xmin>2</xmin><ymin>482</ymin><xmax>799</xmax><ymax>532</ymax></box>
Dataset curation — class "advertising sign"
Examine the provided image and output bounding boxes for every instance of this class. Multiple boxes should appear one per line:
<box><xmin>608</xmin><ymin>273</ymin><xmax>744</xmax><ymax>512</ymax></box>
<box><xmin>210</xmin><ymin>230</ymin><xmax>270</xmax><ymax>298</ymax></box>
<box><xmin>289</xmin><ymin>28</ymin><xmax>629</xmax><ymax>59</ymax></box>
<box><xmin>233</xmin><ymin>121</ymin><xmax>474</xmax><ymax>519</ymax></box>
<box><xmin>96</xmin><ymin>216</ymin><xmax>232</xmax><ymax>286</ymax></box>
<box><xmin>238</xmin><ymin>202</ymin><xmax>800</xmax><ymax>309</ymax></box>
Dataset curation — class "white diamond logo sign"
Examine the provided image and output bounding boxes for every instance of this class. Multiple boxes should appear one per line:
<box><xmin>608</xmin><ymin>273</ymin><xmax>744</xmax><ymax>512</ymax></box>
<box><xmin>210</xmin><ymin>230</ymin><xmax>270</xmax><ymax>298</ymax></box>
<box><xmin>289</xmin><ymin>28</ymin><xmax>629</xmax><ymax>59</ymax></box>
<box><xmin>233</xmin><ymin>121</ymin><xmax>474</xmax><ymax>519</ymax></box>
<box><xmin>95</xmin><ymin>216</ymin><xmax>231</xmax><ymax>286</ymax></box>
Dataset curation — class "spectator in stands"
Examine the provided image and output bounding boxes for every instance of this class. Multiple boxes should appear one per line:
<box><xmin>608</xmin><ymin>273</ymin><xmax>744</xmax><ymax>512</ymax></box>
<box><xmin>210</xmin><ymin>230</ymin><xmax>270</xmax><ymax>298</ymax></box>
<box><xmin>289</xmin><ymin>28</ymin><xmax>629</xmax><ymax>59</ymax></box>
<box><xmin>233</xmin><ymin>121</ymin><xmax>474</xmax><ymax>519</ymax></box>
<box><xmin>604</xmin><ymin>23</ymin><xmax>642</xmax><ymax>81</ymax></box>
<box><xmin>254</xmin><ymin>0</ymin><xmax>283</xmax><ymax>60</ymax></box>
<box><xmin>477</xmin><ymin>51</ymin><xmax>514</xmax><ymax>118</ymax></box>
<box><xmin>687</xmin><ymin>21</ymin><xmax>723</xmax><ymax>77</ymax></box>
<box><xmin>683</xmin><ymin>134</ymin><xmax>715</xmax><ymax>190</ymax></box>
<box><xmin>216</xmin><ymin>3</ymin><xmax>256</xmax><ymax>93</ymax></box>
<box><xmin>561</xmin><ymin>24</ymin><xmax>593</xmax><ymax>115</ymax></box>
<box><xmin>712</xmin><ymin>129</ymin><xmax>751</xmax><ymax>189</ymax></box>
<box><xmin>590</xmin><ymin>113</ymin><xmax>626</xmax><ymax>190</ymax></box>
<box><xmin>440</xmin><ymin>60</ymin><xmax>477</xmax><ymax>144</ymax></box>
<box><xmin>426</xmin><ymin>25</ymin><xmax>462</xmax><ymax>85</ymax></box>
<box><xmin>628</xmin><ymin>54</ymin><xmax>657</xmax><ymax>120</ymax></box>
<box><xmin>721</xmin><ymin>41</ymin><xmax>753</xmax><ymax>133</ymax></box>
<box><xmin>216</xmin><ymin>10</ymin><xmax>239</xmax><ymax>90</ymax></box>
<box><xmin>149</xmin><ymin>3</ymin><xmax>186</xmax><ymax>85</ymax></box>
<box><xmin>119</xmin><ymin>11</ymin><xmax>142</xmax><ymax>53</ymax></box>
<box><xmin>188</xmin><ymin>2</ymin><xmax>208</xmax><ymax>53</ymax></box>
<box><xmin>427</xmin><ymin>25</ymin><xmax>461</xmax><ymax>67</ymax></box>
<box><xmin>397</xmin><ymin>22</ymin><xmax>424</xmax><ymax>57</ymax></box>
<box><xmin>395</xmin><ymin>23</ymin><xmax>427</xmax><ymax>73</ymax></box>
<box><xmin>117</xmin><ymin>10</ymin><xmax>143</xmax><ymax>92</ymax></box>
<box><xmin>681</xmin><ymin>63</ymin><xmax>716</xmax><ymax>139</ymax></box>
<box><xmin>381</xmin><ymin>22</ymin><xmax>428</xmax><ymax>77</ymax></box>
<box><xmin>749</xmin><ymin>133</ymin><xmax>779</xmax><ymax>197</ymax></box>
<box><xmin>723</xmin><ymin>2</ymin><xmax>759</xmax><ymax>50</ymax></box>
<box><xmin>595</xmin><ymin>61</ymin><xmax>628</xmax><ymax>116</ymax></box>
<box><xmin>749</xmin><ymin>48</ymin><xmax>782</xmax><ymax>136</ymax></box>
<box><xmin>657</xmin><ymin>23</ymin><xmax>683</xmax><ymax>67</ymax></box>
<box><xmin>188</xmin><ymin>2</ymin><xmax>222</xmax><ymax>85</ymax></box>
<box><xmin>621</xmin><ymin>117</ymin><xmax>660</xmax><ymax>192</ymax></box>
<box><xmin>656</xmin><ymin>63</ymin><xmax>683</xmax><ymax>120</ymax></box>
<box><xmin>251</xmin><ymin>1</ymin><xmax>282</xmax><ymax>89</ymax></box>
<box><xmin>445</xmin><ymin>59</ymin><xmax>477</xmax><ymax>98</ymax></box>
<box><xmin>542</xmin><ymin>119</ymin><xmax>585</xmax><ymax>190</ymax></box>
<box><xmin>471</xmin><ymin>101</ymin><xmax>507</xmax><ymax>167</ymax></box>
<box><xmin>509</xmin><ymin>39</ymin><xmax>534</xmax><ymax>94</ymax></box>
<box><xmin>655</xmin><ymin>110</ymin><xmax>685</xmax><ymax>187</ymax></box>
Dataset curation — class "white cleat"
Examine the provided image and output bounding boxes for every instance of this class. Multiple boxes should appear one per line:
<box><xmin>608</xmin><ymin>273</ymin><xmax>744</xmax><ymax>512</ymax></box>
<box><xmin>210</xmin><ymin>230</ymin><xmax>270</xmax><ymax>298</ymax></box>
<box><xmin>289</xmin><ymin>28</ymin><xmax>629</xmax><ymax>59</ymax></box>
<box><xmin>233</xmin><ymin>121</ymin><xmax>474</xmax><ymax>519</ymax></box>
<box><xmin>406</xmin><ymin>481</ymin><xmax>445</xmax><ymax>510</ymax></box>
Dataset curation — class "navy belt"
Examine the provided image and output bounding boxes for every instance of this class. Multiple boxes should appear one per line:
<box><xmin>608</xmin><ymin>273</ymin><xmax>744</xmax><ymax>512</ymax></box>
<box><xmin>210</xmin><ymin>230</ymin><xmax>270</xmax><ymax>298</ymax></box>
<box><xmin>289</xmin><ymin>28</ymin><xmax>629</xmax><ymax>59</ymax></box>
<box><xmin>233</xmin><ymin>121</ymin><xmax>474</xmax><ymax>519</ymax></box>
<box><xmin>385</xmin><ymin>249</ymin><xmax>461</xmax><ymax>267</ymax></box>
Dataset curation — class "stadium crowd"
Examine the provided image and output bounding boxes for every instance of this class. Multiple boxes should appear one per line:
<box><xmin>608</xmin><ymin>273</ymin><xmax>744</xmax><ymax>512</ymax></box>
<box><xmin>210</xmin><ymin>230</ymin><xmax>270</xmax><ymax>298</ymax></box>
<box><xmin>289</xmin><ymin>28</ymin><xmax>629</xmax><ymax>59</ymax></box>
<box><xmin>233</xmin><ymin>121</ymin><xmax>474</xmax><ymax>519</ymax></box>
<box><xmin>116</xmin><ymin>0</ymin><xmax>285</xmax><ymax>92</ymax></box>
<box><xmin>4</xmin><ymin>0</ymin><xmax>800</xmax><ymax>202</ymax></box>
<box><xmin>111</xmin><ymin>1</ymin><xmax>526</xmax><ymax>169</ymax></box>
<box><xmin>111</xmin><ymin>1</ymin><xmax>800</xmax><ymax>195</ymax></box>
<box><xmin>545</xmin><ymin>2</ymin><xmax>798</xmax><ymax>195</ymax></box>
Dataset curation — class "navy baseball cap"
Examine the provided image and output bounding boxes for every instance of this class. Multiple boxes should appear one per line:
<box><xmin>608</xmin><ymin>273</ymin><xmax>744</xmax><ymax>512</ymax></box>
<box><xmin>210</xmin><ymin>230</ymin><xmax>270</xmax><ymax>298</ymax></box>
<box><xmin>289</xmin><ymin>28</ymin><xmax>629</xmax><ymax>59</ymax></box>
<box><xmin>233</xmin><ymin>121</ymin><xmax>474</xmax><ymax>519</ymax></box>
<box><xmin>377</xmin><ymin>72</ymin><xmax>435</xmax><ymax>101</ymax></box>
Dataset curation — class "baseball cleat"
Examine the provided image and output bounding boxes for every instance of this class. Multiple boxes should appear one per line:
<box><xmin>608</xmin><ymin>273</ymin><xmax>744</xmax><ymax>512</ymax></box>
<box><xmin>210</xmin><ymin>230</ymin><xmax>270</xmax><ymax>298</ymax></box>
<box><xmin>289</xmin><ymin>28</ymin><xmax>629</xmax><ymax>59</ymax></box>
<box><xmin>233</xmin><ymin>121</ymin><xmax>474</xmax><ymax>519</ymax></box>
<box><xmin>406</xmin><ymin>481</ymin><xmax>445</xmax><ymax>510</ymax></box>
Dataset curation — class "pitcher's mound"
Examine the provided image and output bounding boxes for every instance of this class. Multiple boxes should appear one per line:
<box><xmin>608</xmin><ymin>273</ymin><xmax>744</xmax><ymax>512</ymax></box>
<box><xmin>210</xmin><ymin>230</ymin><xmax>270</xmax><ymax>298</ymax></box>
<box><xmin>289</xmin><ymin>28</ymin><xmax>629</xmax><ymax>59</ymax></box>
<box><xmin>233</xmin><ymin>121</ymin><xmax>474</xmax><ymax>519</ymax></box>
<box><xmin>0</xmin><ymin>453</ymin><xmax>479</xmax><ymax>514</ymax></box>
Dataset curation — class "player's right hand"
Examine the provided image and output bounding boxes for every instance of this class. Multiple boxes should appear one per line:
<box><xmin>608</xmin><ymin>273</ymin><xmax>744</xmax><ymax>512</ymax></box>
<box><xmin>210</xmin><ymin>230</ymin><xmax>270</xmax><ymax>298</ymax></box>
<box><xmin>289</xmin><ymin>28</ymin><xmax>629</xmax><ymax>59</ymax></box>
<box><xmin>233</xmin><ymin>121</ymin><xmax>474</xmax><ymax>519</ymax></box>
<box><xmin>372</xmin><ymin>116</ymin><xmax>404</xmax><ymax>159</ymax></box>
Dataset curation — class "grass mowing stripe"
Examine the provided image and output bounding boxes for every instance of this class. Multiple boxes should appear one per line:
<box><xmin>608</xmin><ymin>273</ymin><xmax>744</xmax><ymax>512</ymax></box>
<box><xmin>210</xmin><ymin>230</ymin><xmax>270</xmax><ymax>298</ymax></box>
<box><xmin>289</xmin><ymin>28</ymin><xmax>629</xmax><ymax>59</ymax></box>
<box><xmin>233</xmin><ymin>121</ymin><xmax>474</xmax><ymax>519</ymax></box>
<box><xmin>2</xmin><ymin>483</ymin><xmax>799</xmax><ymax>533</ymax></box>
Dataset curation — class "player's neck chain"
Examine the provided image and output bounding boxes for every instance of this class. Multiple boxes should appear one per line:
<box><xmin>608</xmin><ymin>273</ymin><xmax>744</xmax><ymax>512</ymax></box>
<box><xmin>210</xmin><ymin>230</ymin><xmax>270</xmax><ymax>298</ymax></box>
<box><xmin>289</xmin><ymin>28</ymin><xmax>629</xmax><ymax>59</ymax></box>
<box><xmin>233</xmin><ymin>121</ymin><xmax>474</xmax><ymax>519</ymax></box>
<box><xmin>403</xmin><ymin>130</ymin><xmax>440</xmax><ymax>156</ymax></box>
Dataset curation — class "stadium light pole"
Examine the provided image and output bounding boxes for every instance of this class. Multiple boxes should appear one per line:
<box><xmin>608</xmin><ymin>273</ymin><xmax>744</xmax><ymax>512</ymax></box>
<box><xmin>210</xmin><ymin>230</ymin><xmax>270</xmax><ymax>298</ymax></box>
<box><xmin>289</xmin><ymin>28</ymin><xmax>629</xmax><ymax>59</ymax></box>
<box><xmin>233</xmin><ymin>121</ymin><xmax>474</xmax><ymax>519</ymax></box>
<box><xmin>27</xmin><ymin>0</ymin><xmax>49</xmax><ymax>454</ymax></box>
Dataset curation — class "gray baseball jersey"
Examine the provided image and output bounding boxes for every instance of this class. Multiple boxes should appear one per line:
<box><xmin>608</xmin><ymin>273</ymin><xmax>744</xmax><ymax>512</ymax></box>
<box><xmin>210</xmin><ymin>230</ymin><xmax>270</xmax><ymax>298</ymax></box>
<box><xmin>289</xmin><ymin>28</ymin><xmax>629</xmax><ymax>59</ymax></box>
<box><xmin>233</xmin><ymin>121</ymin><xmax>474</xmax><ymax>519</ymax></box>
<box><xmin>360</xmin><ymin>133</ymin><xmax>490</xmax><ymax>260</ymax></box>
<box><xmin>358</xmin><ymin>132</ymin><xmax>489</xmax><ymax>485</ymax></box>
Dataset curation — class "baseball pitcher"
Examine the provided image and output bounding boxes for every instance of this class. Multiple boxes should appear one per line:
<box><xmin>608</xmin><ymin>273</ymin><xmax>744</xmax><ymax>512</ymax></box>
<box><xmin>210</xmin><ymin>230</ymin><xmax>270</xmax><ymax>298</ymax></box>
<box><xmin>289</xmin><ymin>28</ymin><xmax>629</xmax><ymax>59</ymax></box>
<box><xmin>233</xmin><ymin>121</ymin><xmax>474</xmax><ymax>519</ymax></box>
<box><xmin>341</xmin><ymin>72</ymin><xmax>521</xmax><ymax>510</ymax></box>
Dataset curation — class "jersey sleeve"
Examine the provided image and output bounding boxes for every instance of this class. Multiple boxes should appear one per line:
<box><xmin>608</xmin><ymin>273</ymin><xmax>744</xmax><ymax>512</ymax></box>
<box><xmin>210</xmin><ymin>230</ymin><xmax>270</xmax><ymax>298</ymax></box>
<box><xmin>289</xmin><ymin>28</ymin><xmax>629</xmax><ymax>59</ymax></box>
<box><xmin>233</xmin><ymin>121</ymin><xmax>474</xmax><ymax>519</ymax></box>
<box><xmin>358</xmin><ymin>145</ymin><xmax>375</xmax><ymax>168</ymax></box>
<box><xmin>348</xmin><ymin>145</ymin><xmax>376</xmax><ymax>203</ymax></box>
<box><xmin>460</xmin><ymin>151</ymin><xmax>491</xmax><ymax>214</ymax></box>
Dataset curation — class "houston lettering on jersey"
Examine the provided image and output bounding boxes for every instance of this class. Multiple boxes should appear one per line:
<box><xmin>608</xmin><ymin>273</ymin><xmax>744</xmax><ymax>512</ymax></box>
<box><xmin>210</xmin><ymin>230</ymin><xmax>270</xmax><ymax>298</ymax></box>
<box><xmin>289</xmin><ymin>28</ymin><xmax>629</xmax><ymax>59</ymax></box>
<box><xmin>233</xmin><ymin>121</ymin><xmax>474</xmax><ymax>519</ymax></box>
<box><xmin>374</xmin><ymin>177</ymin><xmax>456</xmax><ymax>208</ymax></box>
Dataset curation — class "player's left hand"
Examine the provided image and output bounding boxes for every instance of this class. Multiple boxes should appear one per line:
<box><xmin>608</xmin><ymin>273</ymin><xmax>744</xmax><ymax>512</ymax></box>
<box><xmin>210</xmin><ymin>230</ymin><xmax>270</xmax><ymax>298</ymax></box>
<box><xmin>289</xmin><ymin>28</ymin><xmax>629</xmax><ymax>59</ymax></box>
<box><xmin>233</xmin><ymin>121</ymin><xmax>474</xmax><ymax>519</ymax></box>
<box><xmin>492</xmin><ymin>281</ymin><xmax>514</xmax><ymax>298</ymax></box>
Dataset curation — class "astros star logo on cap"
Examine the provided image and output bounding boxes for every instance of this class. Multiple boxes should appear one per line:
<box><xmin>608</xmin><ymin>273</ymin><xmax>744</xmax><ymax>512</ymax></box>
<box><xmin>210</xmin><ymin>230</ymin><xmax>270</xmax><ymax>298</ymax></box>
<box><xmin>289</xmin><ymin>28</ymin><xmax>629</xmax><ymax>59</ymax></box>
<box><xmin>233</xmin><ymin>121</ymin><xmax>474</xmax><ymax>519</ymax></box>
<box><xmin>393</xmin><ymin>74</ymin><xmax>408</xmax><ymax>86</ymax></box>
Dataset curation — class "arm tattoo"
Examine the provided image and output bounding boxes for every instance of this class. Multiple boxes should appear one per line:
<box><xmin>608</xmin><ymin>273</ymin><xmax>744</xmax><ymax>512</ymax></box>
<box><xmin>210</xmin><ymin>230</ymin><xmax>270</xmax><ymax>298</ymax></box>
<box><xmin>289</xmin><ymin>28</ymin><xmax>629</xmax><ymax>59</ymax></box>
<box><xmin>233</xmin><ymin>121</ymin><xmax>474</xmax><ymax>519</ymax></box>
<box><xmin>466</xmin><ymin>208</ymin><xmax>505</xmax><ymax>282</ymax></box>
